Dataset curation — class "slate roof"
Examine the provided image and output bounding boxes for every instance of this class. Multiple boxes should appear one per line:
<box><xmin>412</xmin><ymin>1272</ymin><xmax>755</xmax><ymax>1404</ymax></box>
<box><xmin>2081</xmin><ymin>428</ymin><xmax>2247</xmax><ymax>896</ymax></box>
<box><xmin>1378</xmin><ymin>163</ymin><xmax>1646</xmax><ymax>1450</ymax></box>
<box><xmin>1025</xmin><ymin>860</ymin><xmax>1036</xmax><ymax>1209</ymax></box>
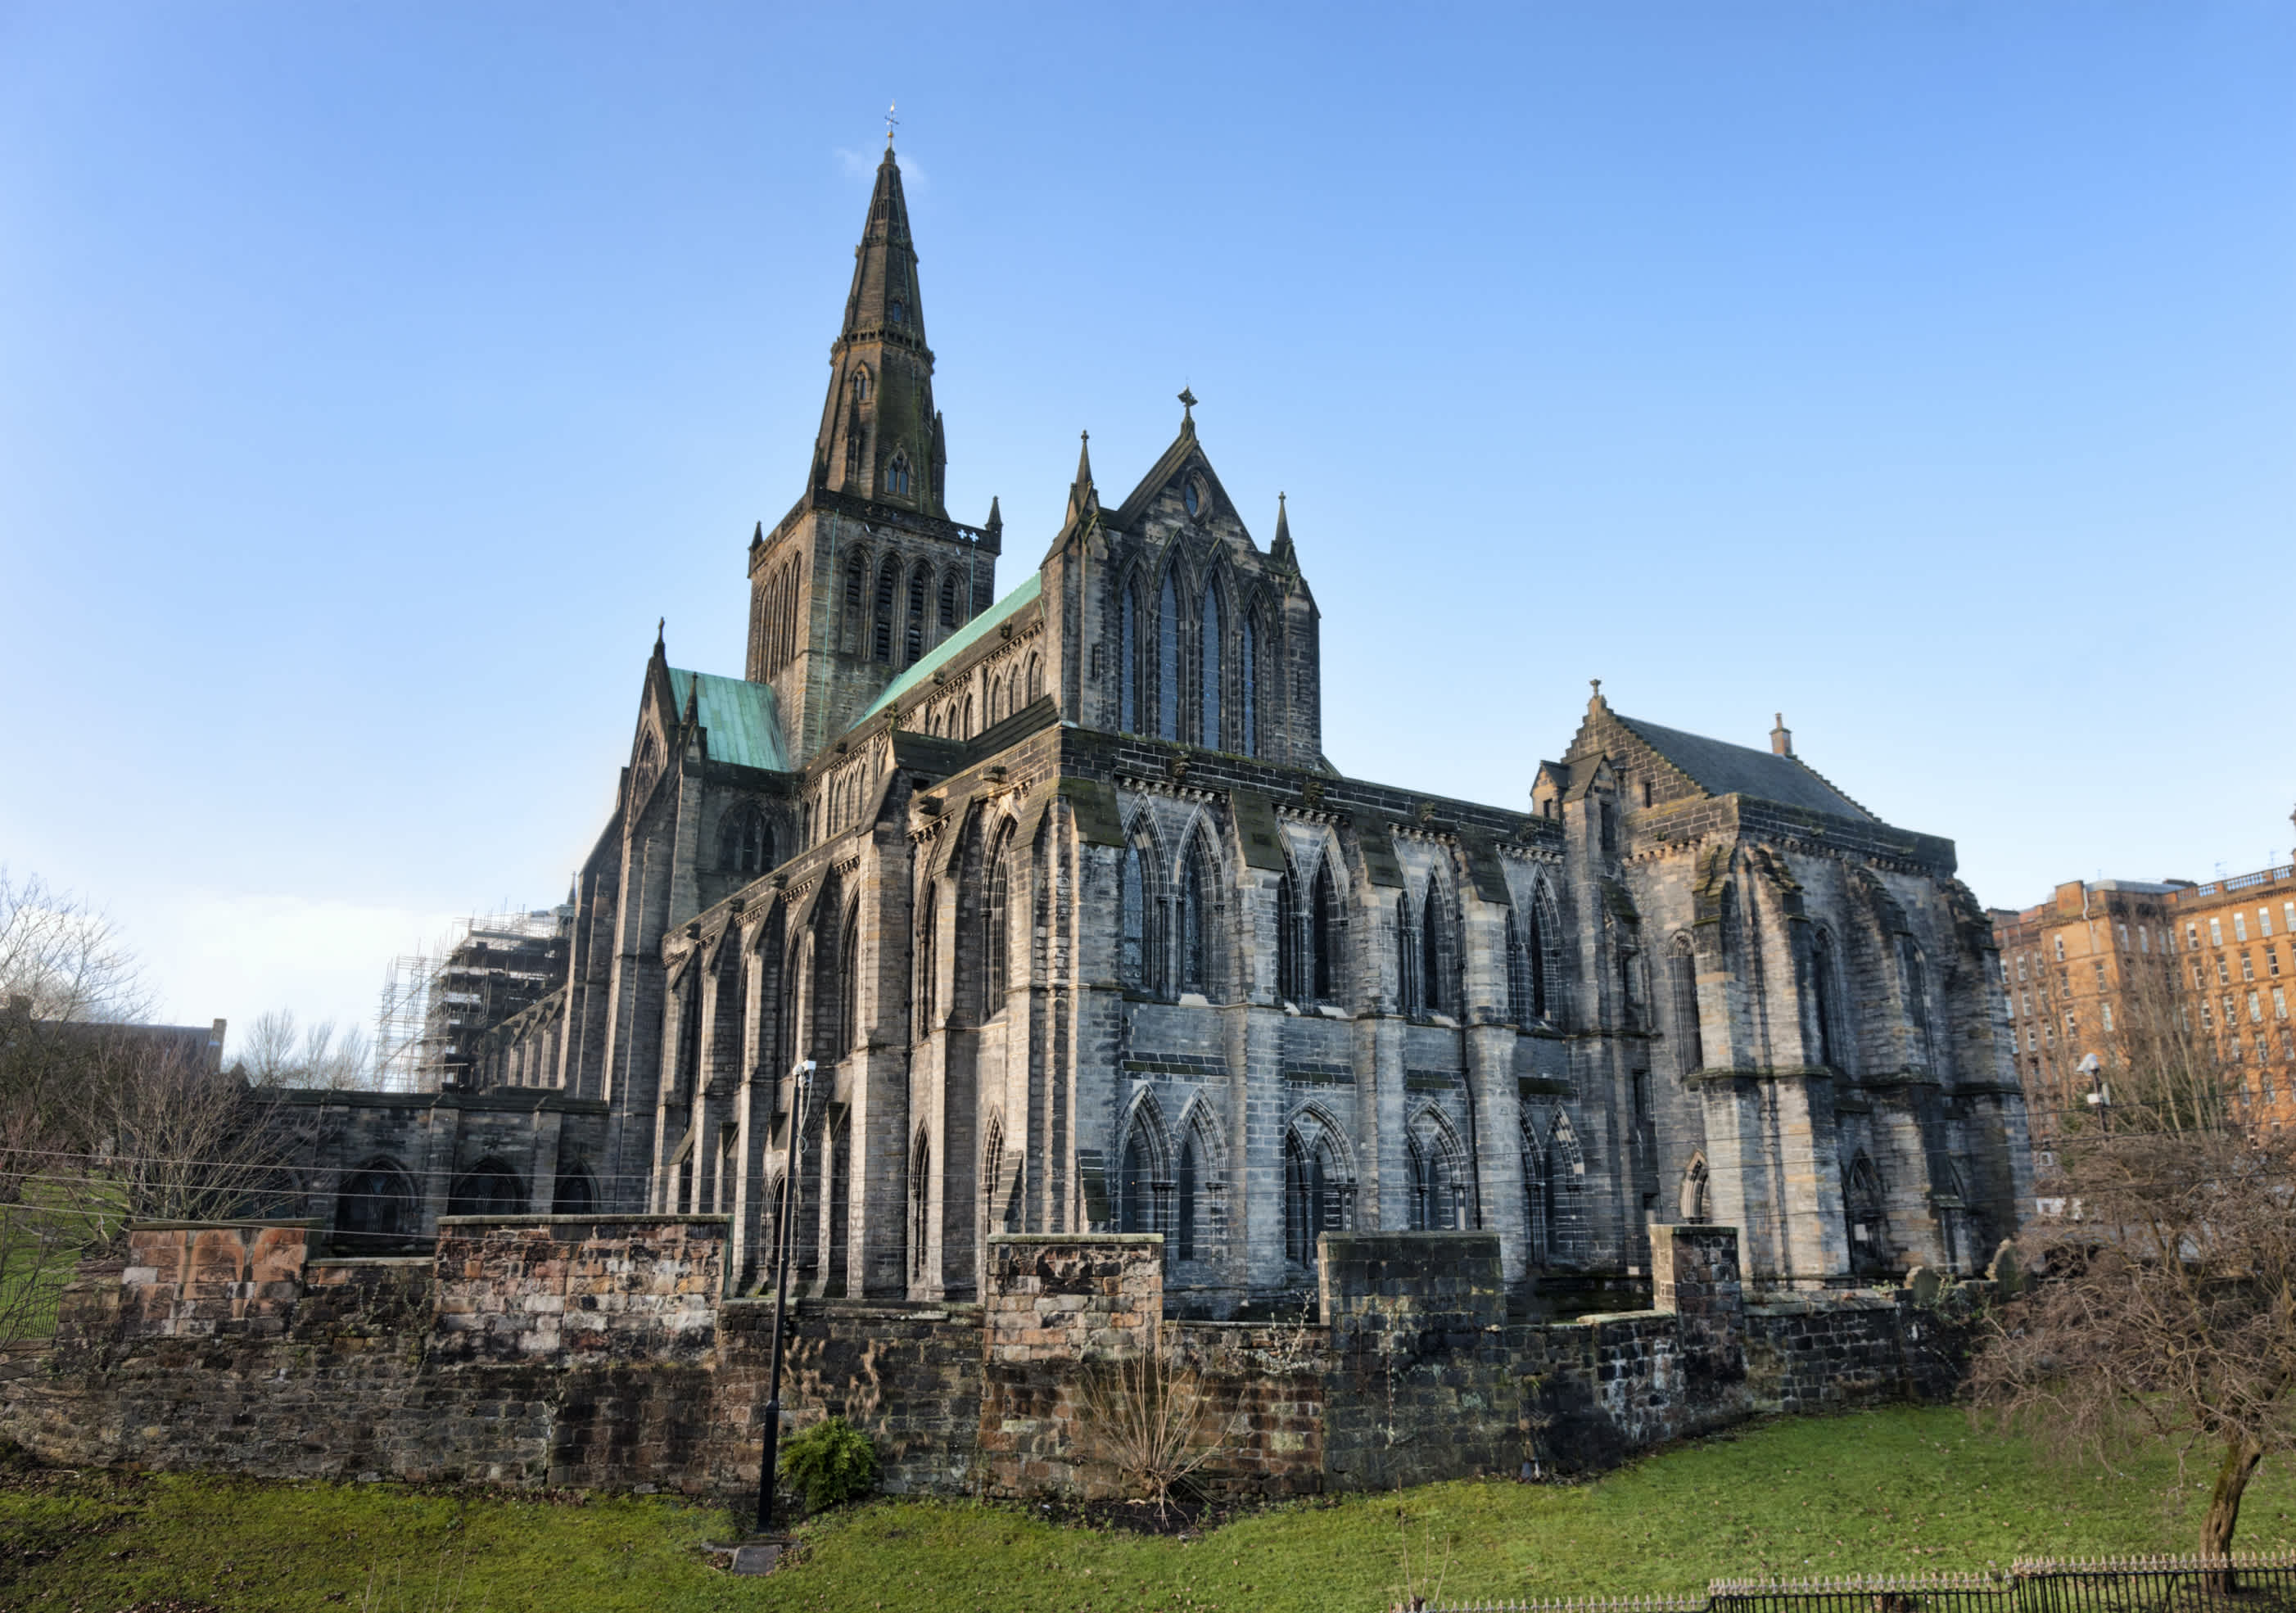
<box><xmin>667</xmin><ymin>669</ymin><xmax>790</xmax><ymax>772</ymax></box>
<box><xmin>1612</xmin><ymin>714</ymin><xmax>1873</xmax><ymax>822</ymax></box>
<box><xmin>861</xmin><ymin>572</ymin><xmax>1042</xmax><ymax>722</ymax></box>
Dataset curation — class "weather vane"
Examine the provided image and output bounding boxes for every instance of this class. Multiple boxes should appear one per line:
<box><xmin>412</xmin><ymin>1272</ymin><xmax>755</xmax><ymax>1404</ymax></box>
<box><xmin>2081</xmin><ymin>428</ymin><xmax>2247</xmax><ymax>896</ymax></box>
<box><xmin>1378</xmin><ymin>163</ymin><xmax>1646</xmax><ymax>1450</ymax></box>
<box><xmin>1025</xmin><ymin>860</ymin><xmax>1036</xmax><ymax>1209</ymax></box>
<box><xmin>885</xmin><ymin>101</ymin><xmax>899</xmax><ymax>143</ymax></box>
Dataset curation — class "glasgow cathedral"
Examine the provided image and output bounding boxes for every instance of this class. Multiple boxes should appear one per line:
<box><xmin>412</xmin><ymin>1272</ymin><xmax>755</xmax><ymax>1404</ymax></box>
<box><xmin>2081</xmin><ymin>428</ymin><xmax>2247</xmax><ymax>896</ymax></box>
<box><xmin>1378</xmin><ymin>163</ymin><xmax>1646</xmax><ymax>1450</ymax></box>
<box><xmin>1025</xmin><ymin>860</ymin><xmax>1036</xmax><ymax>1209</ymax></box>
<box><xmin>293</xmin><ymin>142</ymin><xmax>2031</xmax><ymax>1314</ymax></box>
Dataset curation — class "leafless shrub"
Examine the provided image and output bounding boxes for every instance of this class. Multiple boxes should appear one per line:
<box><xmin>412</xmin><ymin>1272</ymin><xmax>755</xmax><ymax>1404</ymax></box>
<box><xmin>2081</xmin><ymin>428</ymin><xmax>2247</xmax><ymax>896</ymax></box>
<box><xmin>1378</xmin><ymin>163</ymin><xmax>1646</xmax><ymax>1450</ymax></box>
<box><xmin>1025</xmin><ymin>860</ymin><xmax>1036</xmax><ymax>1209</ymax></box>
<box><xmin>1075</xmin><ymin>1344</ymin><xmax>1224</xmax><ymax>1517</ymax></box>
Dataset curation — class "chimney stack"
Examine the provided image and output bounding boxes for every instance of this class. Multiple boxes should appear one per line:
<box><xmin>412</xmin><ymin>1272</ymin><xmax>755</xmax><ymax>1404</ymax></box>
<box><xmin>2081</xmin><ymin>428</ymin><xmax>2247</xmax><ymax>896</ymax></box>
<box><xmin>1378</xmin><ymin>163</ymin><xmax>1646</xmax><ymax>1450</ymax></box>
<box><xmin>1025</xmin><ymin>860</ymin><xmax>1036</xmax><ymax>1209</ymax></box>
<box><xmin>1770</xmin><ymin>713</ymin><xmax>1792</xmax><ymax>757</ymax></box>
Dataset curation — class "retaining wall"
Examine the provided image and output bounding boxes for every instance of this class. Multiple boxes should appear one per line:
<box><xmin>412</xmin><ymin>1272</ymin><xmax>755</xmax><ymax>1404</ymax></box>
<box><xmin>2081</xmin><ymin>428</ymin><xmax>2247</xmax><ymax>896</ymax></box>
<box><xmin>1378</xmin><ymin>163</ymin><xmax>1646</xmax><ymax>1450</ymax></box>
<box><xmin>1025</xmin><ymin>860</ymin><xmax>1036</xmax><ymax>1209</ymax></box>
<box><xmin>0</xmin><ymin>1218</ymin><xmax>1974</xmax><ymax>1504</ymax></box>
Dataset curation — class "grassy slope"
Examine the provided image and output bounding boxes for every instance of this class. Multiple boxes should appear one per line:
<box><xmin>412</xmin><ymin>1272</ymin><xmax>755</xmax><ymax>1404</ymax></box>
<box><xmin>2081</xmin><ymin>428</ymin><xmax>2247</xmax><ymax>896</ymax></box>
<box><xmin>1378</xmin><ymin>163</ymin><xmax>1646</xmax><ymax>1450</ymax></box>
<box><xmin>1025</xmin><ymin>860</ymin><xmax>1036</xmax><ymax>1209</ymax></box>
<box><xmin>7</xmin><ymin>1408</ymin><xmax>2296</xmax><ymax>1613</ymax></box>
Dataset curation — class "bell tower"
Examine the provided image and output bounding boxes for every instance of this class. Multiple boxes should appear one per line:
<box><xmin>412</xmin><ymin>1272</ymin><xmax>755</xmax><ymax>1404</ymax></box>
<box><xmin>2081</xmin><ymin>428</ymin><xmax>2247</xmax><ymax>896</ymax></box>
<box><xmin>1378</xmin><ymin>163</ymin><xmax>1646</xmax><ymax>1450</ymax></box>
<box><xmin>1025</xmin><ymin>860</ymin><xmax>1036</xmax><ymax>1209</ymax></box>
<box><xmin>743</xmin><ymin>135</ymin><xmax>999</xmax><ymax>767</ymax></box>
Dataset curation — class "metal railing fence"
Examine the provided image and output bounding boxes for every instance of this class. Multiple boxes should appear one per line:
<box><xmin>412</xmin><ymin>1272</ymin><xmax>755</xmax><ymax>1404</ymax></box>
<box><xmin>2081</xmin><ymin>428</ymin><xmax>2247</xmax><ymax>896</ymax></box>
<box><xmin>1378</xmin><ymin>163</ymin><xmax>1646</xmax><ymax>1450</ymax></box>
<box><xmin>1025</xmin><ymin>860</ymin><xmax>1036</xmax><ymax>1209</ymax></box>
<box><xmin>1415</xmin><ymin>1552</ymin><xmax>2296</xmax><ymax>1613</ymax></box>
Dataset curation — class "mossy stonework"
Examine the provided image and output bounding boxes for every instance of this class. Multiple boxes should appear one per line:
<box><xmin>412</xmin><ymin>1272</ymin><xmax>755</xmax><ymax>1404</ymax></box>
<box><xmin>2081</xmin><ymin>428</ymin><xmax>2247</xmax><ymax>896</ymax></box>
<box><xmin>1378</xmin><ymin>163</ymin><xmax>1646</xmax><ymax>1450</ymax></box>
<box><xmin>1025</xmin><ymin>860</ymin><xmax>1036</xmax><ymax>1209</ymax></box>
<box><xmin>1</xmin><ymin>1219</ymin><xmax>1979</xmax><ymax>1502</ymax></box>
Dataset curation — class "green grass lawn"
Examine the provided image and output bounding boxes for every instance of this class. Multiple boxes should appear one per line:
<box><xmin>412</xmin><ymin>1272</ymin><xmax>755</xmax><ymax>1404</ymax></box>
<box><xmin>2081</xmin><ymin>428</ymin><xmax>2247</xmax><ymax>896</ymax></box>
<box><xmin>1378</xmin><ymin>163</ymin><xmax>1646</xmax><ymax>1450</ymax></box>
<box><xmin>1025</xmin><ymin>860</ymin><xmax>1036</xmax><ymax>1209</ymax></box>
<box><xmin>6</xmin><ymin>1407</ymin><xmax>2294</xmax><ymax>1613</ymax></box>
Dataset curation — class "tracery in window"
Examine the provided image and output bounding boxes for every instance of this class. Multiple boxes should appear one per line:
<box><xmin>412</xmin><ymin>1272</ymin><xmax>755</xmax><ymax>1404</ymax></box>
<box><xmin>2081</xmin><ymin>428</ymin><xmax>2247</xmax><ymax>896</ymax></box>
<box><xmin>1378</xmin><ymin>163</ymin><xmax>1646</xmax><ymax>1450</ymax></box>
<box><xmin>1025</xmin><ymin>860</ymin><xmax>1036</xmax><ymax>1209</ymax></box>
<box><xmin>886</xmin><ymin>453</ymin><xmax>912</xmax><ymax>497</ymax></box>
<box><xmin>939</xmin><ymin>570</ymin><xmax>960</xmax><ymax>628</ymax></box>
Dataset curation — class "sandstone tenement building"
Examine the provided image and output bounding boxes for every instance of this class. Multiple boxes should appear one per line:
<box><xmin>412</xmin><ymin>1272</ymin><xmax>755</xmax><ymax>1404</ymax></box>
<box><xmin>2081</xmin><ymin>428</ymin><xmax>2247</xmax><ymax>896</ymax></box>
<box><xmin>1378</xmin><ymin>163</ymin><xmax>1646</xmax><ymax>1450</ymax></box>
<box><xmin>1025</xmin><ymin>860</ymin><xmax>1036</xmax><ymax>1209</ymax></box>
<box><xmin>1990</xmin><ymin>819</ymin><xmax>2296</xmax><ymax>1142</ymax></box>
<box><xmin>285</xmin><ymin>142</ymin><xmax>2030</xmax><ymax>1312</ymax></box>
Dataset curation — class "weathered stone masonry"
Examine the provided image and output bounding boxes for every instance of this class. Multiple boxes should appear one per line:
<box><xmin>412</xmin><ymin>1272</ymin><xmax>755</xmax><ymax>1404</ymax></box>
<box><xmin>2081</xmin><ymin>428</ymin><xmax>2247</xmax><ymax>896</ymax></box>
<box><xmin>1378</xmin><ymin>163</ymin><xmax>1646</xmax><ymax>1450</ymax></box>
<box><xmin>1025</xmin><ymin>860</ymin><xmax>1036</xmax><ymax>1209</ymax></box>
<box><xmin>2</xmin><ymin>1219</ymin><xmax>1971</xmax><ymax>1502</ymax></box>
<box><xmin>260</xmin><ymin>140</ymin><xmax>2031</xmax><ymax>1330</ymax></box>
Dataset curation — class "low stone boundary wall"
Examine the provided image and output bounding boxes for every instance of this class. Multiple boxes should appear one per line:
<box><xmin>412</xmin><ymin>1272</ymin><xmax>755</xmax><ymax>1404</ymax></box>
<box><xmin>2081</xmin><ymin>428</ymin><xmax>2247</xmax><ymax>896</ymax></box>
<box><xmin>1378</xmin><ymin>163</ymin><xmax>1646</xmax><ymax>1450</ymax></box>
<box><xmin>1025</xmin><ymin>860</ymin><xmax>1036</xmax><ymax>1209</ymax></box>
<box><xmin>0</xmin><ymin>1219</ymin><xmax>1973</xmax><ymax>1503</ymax></box>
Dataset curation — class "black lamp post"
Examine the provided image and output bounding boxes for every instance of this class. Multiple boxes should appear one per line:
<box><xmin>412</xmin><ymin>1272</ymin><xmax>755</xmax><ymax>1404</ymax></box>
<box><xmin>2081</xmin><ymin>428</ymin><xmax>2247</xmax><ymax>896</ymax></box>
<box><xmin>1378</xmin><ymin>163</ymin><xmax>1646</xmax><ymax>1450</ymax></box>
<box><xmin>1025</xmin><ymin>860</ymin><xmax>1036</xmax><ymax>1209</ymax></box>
<box><xmin>756</xmin><ymin>1059</ymin><xmax>813</xmax><ymax>1533</ymax></box>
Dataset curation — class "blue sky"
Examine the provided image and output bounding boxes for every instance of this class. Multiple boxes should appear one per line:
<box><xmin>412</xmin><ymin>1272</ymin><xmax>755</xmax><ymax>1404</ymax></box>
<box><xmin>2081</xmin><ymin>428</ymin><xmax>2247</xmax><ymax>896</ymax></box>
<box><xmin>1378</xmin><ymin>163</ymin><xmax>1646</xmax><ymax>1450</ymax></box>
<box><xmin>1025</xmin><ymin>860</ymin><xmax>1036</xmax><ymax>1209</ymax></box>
<box><xmin>2</xmin><ymin>3</ymin><xmax>2291</xmax><ymax>1047</ymax></box>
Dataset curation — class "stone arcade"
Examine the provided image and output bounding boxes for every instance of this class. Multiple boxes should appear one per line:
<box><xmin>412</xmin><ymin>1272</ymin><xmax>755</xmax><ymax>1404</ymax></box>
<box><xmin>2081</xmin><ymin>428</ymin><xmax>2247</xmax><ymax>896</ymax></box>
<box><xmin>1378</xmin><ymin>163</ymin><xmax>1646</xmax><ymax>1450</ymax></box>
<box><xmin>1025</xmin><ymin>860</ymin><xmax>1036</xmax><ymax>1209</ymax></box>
<box><xmin>286</xmin><ymin>141</ymin><xmax>2029</xmax><ymax>1316</ymax></box>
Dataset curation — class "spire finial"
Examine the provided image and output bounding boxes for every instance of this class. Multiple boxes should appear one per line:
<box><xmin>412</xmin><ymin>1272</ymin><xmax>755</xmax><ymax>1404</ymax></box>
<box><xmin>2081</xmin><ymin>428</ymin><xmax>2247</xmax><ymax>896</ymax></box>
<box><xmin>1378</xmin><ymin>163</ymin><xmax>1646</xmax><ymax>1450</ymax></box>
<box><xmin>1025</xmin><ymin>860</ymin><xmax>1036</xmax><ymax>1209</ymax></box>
<box><xmin>1073</xmin><ymin>429</ymin><xmax>1093</xmax><ymax>486</ymax></box>
<box><xmin>1589</xmin><ymin>678</ymin><xmax>1606</xmax><ymax>714</ymax></box>
<box><xmin>1177</xmin><ymin>386</ymin><xmax>1196</xmax><ymax>431</ymax></box>
<box><xmin>884</xmin><ymin>100</ymin><xmax>898</xmax><ymax>146</ymax></box>
<box><xmin>655</xmin><ymin>617</ymin><xmax>665</xmax><ymax>653</ymax></box>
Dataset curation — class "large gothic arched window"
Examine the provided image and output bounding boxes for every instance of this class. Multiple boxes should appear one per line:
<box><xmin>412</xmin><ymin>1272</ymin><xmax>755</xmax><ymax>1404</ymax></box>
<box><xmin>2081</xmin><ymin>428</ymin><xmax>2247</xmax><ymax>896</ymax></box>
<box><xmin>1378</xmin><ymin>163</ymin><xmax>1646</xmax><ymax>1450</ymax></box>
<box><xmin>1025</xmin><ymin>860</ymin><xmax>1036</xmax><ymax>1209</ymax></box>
<box><xmin>873</xmin><ymin>558</ymin><xmax>900</xmax><ymax>662</ymax></box>
<box><xmin>720</xmin><ymin>806</ymin><xmax>774</xmax><ymax>877</ymax></box>
<box><xmin>1240</xmin><ymin>610</ymin><xmax>1259</xmax><ymax>757</ymax></box>
<box><xmin>1283</xmin><ymin>1124</ymin><xmax>1348</xmax><ymax>1267</ymax></box>
<box><xmin>1505</xmin><ymin>909</ymin><xmax>1533</xmax><ymax>1025</ymax></box>
<box><xmin>1420</xmin><ymin>885</ymin><xmax>1447</xmax><ymax>1017</ymax></box>
<box><xmin>1670</xmin><ymin>935</ymin><xmax>1703</xmax><ymax>1076</ymax></box>
<box><xmin>1156</xmin><ymin>571</ymin><xmax>1182</xmax><ymax>742</ymax></box>
<box><xmin>1119</xmin><ymin>581</ymin><xmax>1141</xmax><ymax>734</ymax></box>
<box><xmin>1311</xmin><ymin>859</ymin><xmax>1340</xmax><ymax>1001</ymax></box>
<box><xmin>1119</xmin><ymin>839</ymin><xmax>1150</xmax><ymax>989</ymax></box>
<box><xmin>984</xmin><ymin>833</ymin><xmax>1011</xmax><ymax>1010</ymax></box>
<box><xmin>906</xmin><ymin>566</ymin><xmax>929</xmax><ymax>665</ymax></box>
<box><xmin>1177</xmin><ymin>835</ymin><xmax>1216</xmax><ymax>996</ymax></box>
<box><xmin>1119</xmin><ymin>1108</ymin><xmax>1168</xmax><ymax>1235</ymax></box>
<box><xmin>1199</xmin><ymin>584</ymin><xmax>1222</xmax><ymax>748</ymax></box>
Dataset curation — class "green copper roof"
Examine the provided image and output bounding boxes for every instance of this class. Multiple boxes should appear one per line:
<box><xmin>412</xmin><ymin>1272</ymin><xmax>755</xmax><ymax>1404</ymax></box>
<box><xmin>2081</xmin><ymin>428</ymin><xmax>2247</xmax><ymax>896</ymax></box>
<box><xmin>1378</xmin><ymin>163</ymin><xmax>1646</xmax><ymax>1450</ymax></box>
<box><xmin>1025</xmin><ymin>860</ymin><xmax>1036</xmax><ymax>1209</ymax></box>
<box><xmin>861</xmin><ymin>572</ymin><xmax>1042</xmax><ymax>722</ymax></box>
<box><xmin>668</xmin><ymin>668</ymin><xmax>790</xmax><ymax>772</ymax></box>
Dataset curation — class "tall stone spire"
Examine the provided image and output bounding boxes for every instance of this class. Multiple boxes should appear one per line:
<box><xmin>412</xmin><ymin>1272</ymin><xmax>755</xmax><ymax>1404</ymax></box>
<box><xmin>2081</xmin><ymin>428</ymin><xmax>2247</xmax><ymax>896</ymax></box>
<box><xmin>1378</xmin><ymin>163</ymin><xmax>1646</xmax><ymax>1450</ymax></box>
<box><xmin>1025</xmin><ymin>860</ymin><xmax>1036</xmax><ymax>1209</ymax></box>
<box><xmin>811</xmin><ymin>141</ymin><xmax>946</xmax><ymax>517</ymax></box>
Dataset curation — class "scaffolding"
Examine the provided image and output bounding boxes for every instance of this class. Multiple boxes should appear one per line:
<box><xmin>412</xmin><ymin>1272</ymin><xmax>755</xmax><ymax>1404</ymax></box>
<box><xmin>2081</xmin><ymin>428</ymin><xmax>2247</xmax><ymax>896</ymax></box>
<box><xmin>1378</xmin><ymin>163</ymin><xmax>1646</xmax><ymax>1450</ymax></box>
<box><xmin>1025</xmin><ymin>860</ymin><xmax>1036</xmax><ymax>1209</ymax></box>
<box><xmin>373</xmin><ymin>945</ymin><xmax>443</xmax><ymax>1093</ymax></box>
<box><xmin>373</xmin><ymin>908</ymin><xmax>571</xmax><ymax>1093</ymax></box>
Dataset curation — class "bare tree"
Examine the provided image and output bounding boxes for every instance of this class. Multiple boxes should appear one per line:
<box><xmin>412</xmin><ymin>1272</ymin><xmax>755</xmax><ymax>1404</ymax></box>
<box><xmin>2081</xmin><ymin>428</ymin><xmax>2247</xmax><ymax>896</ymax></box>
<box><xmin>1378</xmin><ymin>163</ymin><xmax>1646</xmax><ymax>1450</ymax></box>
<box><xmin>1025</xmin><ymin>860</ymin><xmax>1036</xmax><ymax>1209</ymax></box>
<box><xmin>0</xmin><ymin>873</ymin><xmax>292</xmax><ymax>1344</ymax></box>
<box><xmin>1969</xmin><ymin>1125</ymin><xmax>2296</xmax><ymax>1568</ymax></box>
<box><xmin>233</xmin><ymin>1009</ymin><xmax>376</xmax><ymax>1091</ymax></box>
<box><xmin>0</xmin><ymin>869</ymin><xmax>150</xmax><ymax>1027</ymax></box>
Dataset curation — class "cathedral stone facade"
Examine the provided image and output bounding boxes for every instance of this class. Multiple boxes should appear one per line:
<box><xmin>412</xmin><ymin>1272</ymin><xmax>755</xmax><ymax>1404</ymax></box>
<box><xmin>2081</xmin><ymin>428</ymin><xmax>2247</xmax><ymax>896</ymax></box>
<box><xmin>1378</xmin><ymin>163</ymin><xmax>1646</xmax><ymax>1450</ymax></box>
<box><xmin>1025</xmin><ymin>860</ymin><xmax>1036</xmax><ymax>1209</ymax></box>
<box><xmin>299</xmin><ymin>146</ymin><xmax>2030</xmax><ymax>1314</ymax></box>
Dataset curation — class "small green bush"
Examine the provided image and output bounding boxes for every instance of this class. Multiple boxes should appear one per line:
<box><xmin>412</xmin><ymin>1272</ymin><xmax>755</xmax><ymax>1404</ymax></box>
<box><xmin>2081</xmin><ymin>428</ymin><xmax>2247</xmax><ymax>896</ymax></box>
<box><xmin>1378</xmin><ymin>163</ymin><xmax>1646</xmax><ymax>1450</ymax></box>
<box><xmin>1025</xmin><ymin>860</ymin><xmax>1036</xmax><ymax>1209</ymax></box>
<box><xmin>779</xmin><ymin>1416</ymin><xmax>879</xmax><ymax>1511</ymax></box>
